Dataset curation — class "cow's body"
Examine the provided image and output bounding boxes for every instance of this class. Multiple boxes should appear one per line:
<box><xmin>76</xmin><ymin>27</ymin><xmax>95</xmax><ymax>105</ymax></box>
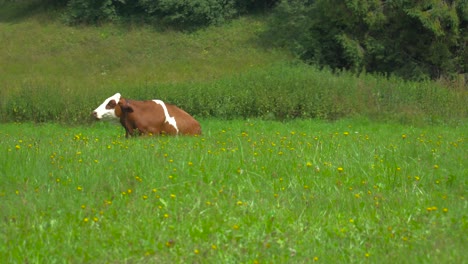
<box><xmin>93</xmin><ymin>93</ymin><xmax>201</xmax><ymax>137</ymax></box>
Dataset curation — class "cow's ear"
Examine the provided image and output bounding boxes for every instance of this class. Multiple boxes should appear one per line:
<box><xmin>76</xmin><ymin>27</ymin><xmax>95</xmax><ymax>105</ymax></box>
<box><xmin>118</xmin><ymin>99</ymin><xmax>134</xmax><ymax>113</ymax></box>
<box><xmin>107</xmin><ymin>100</ymin><xmax>117</xmax><ymax>109</ymax></box>
<box><xmin>126</xmin><ymin>105</ymin><xmax>134</xmax><ymax>113</ymax></box>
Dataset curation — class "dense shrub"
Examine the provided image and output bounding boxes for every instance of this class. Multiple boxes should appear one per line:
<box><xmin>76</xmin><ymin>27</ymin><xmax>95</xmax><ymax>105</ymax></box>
<box><xmin>60</xmin><ymin>0</ymin><xmax>279</xmax><ymax>27</ymax></box>
<box><xmin>267</xmin><ymin>0</ymin><xmax>468</xmax><ymax>80</ymax></box>
<box><xmin>235</xmin><ymin>0</ymin><xmax>279</xmax><ymax>12</ymax></box>
<box><xmin>137</xmin><ymin>0</ymin><xmax>237</xmax><ymax>28</ymax></box>
<box><xmin>63</xmin><ymin>0</ymin><xmax>119</xmax><ymax>25</ymax></box>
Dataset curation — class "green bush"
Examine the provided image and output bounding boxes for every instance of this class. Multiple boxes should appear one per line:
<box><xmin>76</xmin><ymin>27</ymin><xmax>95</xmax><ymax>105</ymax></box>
<box><xmin>138</xmin><ymin>0</ymin><xmax>237</xmax><ymax>28</ymax></box>
<box><xmin>267</xmin><ymin>0</ymin><xmax>468</xmax><ymax>80</ymax></box>
<box><xmin>63</xmin><ymin>0</ymin><xmax>119</xmax><ymax>25</ymax></box>
<box><xmin>58</xmin><ymin>0</ymin><xmax>280</xmax><ymax>27</ymax></box>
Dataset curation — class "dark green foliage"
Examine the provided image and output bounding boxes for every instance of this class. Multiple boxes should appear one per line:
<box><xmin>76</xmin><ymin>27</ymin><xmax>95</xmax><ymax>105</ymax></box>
<box><xmin>64</xmin><ymin>0</ymin><xmax>120</xmax><ymax>25</ymax></box>
<box><xmin>60</xmin><ymin>0</ymin><xmax>276</xmax><ymax>28</ymax></box>
<box><xmin>267</xmin><ymin>0</ymin><xmax>467</xmax><ymax>80</ymax></box>
<box><xmin>137</xmin><ymin>0</ymin><xmax>237</xmax><ymax>28</ymax></box>
<box><xmin>235</xmin><ymin>0</ymin><xmax>279</xmax><ymax>12</ymax></box>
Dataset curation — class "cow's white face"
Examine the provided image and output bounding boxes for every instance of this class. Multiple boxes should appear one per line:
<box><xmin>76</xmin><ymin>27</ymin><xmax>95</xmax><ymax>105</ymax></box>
<box><xmin>92</xmin><ymin>93</ymin><xmax>121</xmax><ymax>120</ymax></box>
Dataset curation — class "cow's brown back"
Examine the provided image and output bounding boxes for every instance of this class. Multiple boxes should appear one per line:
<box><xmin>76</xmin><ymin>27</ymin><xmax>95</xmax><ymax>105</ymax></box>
<box><xmin>165</xmin><ymin>103</ymin><xmax>201</xmax><ymax>135</ymax></box>
<box><xmin>118</xmin><ymin>98</ymin><xmax>201</xmax><ymax>137</ymax></box>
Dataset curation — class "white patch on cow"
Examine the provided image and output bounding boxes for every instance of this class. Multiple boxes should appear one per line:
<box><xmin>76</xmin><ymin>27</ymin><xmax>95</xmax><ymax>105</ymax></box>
<box><xmin>93</xmin><ymin>93</ymin><xmax>121</xmax><ymax>119</ymax></box>
<box><xmin>153</xmin><ymin>100</ymin><xmax>179</xmax><ymax>133</ymax></box>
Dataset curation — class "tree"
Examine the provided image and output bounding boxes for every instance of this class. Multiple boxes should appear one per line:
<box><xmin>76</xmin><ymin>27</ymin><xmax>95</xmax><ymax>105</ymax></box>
<box><xmin>268</xmin><ymin>0</ymin><xmax>467</xmax><ymax>80</ymax></box>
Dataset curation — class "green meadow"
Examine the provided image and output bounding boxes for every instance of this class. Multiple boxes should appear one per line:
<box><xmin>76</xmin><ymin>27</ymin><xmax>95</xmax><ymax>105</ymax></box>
<box><xmin>1</xmin><ymin>120</ymin><xmax>466</xmax><ymax>263</ymax></box>
<box><xmin>1</xmin><ymin>1</ymin><xmax>467</xmax><ymax>263</ymax></box>
<box><xmin>1</xmin><ymin>2</ymin><xmax>467</xmax><ymax>124</ymax></box>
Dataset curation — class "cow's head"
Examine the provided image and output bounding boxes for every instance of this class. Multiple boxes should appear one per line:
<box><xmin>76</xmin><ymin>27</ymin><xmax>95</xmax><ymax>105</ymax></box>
<box><xmin>92</xmin><ymin>93</ymin><xmax>122</xmax><ymax>120</ymax></box>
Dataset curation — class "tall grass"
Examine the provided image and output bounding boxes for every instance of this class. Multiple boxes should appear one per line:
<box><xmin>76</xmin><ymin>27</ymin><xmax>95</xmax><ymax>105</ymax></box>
<box><xmin>1</xmin><ymin>120</ymin><xmax>466</xmax><ymax>262</ymax></box>
<box><xmin>2</xmin><ymin>63</ymin><xmax>467</xmax><ymax>125</ymax></box>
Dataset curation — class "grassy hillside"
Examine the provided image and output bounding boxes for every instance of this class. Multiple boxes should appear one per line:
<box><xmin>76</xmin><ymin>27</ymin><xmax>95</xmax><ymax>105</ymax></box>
<box><xmin>0</xmin><ymin>5</ymin><xmax>288</xmax><ymax>85</ymax></box>
<box><xmin>0</xmin><ymin>1</ymin><xmax>467</xmax><ymax>125</ymax></box>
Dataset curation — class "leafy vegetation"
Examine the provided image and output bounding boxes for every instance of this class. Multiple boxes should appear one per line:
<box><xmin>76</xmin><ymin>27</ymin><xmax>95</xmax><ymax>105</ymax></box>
<box><xmin>44</xmin><ymin>0</ymin><xmax>277</xmax><ymax>28</ymax></box>
<box><xmin>267</xmin><ymin>0</ymin><xmax>467</xmax><ymax>80</ymax></box>
<box><xmin>1</xmin><ymin>120</ymin><xmax>467</xmax><ymax>263</ymax></box>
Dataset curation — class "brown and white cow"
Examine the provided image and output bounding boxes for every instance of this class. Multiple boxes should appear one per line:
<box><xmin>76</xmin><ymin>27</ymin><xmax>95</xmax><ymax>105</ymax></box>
<box><xmin>92</xmin><ymin>93</ymin><xmax>201</xmax><ymax>137</ymax></box>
